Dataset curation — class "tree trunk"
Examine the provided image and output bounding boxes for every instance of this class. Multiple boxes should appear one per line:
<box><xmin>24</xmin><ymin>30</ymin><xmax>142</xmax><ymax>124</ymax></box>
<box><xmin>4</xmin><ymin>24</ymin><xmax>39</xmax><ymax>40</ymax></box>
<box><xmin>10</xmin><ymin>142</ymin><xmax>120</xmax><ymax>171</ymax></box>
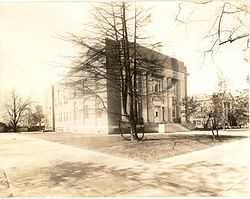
<box><xmin>13</xmin><ymin>122</ymin><xmax>17</xmax><ymax>132</ymax></box>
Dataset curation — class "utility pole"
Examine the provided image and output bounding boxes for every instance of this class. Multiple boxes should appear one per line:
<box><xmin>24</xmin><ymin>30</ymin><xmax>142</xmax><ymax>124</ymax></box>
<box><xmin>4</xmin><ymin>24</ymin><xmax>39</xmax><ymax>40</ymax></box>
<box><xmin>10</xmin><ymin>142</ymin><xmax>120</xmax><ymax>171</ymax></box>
<box><xmin>51</xmin><ymin>85</ymin><xmax>55</xmax><ymax>132</ymax></box>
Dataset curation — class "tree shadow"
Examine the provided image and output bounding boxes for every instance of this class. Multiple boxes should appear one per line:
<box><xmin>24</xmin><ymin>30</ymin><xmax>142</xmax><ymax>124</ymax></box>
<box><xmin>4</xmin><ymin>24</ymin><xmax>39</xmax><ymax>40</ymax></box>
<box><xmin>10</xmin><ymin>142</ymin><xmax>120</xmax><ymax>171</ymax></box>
<box><xmin>48</xmin><ymin>161</ymin><xmax>141</xmax><ymax>186</ymax></box>
<box><xmin>10</xmin><ymin>161</ymin><xmax>143</xmax><ymax>196</ymax></box>
<box><xmin>24</xmin><ymin>133</ymin><xmax>249</xmax><ymax>163</ymax></box>
<box><xmin>48</xmin><ymin>161</ymin><xmax>249</xmax><ymax>196</ymax></box>
<box><xmin>154</xmin><ymin>161</ymin><xmax>250</xmax><ymax>196</ymax></box>
<box><xmin>143</xmin><ymin>134</ymin><xmax>247</xmax><ymax>144</ymax></box>
<box><xmin>8</xmin><ymin>160</ymin><xmax>250</xmax><ymax>197</ymax></box>
<box><xmin>47</xmin><ymin>161</ymin><xmax>143</xmax><ymax>196</ymax></box>
<box><xmin>49</xmin><ymin>162</ymin><xmax>106</xmax><ymax>186</ymax></box>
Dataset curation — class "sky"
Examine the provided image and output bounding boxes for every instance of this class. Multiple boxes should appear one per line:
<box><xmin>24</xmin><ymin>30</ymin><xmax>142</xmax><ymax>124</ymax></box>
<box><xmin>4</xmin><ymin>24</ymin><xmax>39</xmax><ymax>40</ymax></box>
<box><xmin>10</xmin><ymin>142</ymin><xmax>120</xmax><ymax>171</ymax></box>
<box><xmin>0</xmin><ymin>0</ymin><xmax>249</xmax><ymax>103</ymax></box>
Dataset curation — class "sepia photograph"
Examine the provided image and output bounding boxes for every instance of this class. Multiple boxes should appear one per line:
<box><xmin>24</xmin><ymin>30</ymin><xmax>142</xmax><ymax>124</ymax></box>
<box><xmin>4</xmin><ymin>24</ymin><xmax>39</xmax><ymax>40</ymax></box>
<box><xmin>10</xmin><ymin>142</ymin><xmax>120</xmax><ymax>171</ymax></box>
<box><xmin>0</xmin><ymin>0</ymin><xmax>249</xmax><ymax>197</ymax></box>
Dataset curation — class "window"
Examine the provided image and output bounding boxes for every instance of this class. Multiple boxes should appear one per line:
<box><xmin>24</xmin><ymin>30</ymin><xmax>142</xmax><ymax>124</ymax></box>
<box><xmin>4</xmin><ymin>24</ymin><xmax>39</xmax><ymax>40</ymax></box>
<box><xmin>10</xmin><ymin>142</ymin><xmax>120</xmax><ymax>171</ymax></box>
<box><xmin>163</xmin><ymin>79</ymin><xmax>167</xmax><ymax>90</ymax></box>
<box><xmin>63</xmin><ymin>95</ymin><xmax>68</xmax><ymax>104</ymax></box>
<box><xmin>162</xmin><ymin>107</ymin><xmax>165</xmax><ymax>121</ymax></box>
<box><xmin>172</xmin><ymin>109</ymin><xmax>176</xmax><ymax>119</ymax></box>
<box><xmin>96</xmin><ymin>110</ymin><xmax>102</xmax><ymax>118</ymax></box>
<box><xmin>60</xmin><ymin>112</ymin><xmax>62</xmax><ymax>122</ymax></box>
<box><xmin>73</xmin><ymin>88</ymin><xmax>77</xmax><ymax>98</ymax></box>
<box><xmin>83</xmin><ymin>105</ymin><xmax>89</xmax><ymax>119</ymax></box>
<box><xmin>155</xmin><ymin>84</ymin><xmax>158</xmax><ymax>92</ymax></box>
<box><xmin>158</xmin><ymin>80</ymin><xmax>161</xmax><ymax>92</ymax></box>
<box><xmin>167</xmin><ymin>78</ymin><xmax>172</xmax><ymax>88</ymax></box>
<box><xmin>153</xmin><ymin>80</ymin><xmax>161</xmax><ymax>93</ymax></box>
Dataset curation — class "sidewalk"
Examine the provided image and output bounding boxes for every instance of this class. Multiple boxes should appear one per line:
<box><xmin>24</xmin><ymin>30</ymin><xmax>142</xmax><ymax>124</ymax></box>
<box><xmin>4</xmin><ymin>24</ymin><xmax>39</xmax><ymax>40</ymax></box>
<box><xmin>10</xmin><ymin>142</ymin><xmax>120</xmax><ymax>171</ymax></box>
<box><xmin>0</xmin><ymin>133</ymin><xmax>146</xmax><ymax>197</ymax></box>
<box><xmin>0</xmin><ymin>132</ymin><xmax>249</xmax><ymax>197</ymax></box>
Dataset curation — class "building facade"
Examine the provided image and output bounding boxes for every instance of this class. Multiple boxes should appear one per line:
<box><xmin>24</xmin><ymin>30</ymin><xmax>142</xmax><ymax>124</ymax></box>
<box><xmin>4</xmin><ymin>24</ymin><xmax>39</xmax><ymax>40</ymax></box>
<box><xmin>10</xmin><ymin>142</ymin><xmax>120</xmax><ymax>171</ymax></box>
<box><xmin>46</xmin><ymin>43</ymin><xmax>188</xmax><ymax>134</ymax></box>
<box><xmin>189</xmin><ymin>93</ymin><xmax>236</xmax><ymax>129</ymax></box>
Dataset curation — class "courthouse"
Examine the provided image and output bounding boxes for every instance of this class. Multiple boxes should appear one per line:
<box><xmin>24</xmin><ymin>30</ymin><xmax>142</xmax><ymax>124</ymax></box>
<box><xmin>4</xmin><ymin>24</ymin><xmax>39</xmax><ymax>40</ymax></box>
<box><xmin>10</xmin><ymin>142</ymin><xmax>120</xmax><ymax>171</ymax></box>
<box><xmin>45</xmin><ymin>41</ymin><xmax>188</xmax><ymax>134</ymax></box>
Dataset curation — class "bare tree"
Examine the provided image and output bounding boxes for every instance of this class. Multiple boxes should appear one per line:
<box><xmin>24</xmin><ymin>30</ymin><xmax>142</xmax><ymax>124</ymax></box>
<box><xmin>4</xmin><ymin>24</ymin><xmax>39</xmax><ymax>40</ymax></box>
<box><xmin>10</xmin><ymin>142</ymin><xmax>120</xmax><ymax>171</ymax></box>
<box><xmin>176</xmin><ymin>0</ymin><xmax>250</xmax><ymax>55</ymax></box>
<box><xmin>63</xmin><ymin>2</ymin><xmax>163</xmax><ymax>141</ymax></box>
<box><xmin>5</xmin><ymin>90</ymin><xmax>31</xmax><ymax>132</ymax></box>
<box><xmin>26</xmin><ymin>105</ymin><xmax>45</xmax><ymax>130</ymax></box>
<box><xmin>182</xmin><ymin>96</ymin><xmax>200</xmax><ymax>123</ymax></box>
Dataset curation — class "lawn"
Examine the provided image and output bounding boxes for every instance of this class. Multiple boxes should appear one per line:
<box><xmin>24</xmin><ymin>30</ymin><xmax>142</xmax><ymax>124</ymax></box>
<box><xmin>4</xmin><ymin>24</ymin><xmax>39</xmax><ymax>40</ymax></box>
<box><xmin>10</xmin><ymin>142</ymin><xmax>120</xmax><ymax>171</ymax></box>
<box><xmin>23</xmin><ymin>132</ymin><xmax>247</xmax><ymax>162</ymax></box>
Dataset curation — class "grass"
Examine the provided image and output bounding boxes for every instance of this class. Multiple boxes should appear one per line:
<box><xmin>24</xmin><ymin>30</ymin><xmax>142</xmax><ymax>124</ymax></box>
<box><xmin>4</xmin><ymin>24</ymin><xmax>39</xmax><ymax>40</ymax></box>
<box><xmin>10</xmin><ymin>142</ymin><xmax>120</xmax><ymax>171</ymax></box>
<box><xmin>23</xmin><ymin>132</ymin><xmax>247</xmax><ymax>162</ymax></box>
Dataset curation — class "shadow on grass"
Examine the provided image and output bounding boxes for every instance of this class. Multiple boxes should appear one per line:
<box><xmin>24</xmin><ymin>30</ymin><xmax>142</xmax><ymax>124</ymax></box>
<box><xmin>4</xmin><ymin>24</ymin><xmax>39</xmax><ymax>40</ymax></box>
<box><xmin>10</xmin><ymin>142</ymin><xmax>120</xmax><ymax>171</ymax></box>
<box><xmin>144</xmin><ymin>134</ymin><xmax>247</xmax><ymax>144</ymax></box>
<box><xmin>23</xmin><ymin>133</ymin><xmax>248</xmax><ymax>163</ymax></box>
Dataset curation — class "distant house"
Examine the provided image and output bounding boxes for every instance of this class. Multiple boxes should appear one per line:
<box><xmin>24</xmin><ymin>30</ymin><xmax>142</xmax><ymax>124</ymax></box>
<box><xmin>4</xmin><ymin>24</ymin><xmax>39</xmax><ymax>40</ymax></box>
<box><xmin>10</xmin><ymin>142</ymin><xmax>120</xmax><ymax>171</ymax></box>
<box><xmin>188</xmin><ymin>94</ymin><xmax>211</xmax><ymax>129</ymax></box>
<box><xmin>45</xmin><ymin>41</ymin><xmax>188</xmax><ymax>134</ymax></box>
<box><xmin>189</xmin><ymin>92</ymin><xmax>235</xmax><ymax>129</ymax></box>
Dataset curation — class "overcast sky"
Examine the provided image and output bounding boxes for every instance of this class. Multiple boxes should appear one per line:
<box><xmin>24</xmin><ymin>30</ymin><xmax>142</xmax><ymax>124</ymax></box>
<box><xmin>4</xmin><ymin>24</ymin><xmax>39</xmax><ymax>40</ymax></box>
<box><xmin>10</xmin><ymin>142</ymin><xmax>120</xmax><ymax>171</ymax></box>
<box><xmin>0</xmin><ymin>1</ymin><xmax>249</xmax><ymax>102</ymax></box>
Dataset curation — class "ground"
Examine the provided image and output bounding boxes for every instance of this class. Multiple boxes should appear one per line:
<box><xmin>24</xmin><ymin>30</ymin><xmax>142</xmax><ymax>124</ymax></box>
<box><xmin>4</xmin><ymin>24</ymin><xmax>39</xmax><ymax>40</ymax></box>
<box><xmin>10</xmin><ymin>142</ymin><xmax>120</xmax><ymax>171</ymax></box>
<box><xmin>22</xmin><ymin>131</ymin><xmax>247</xmax><ymax>162</ymax></box>
<box><xmin>0</xmin><ymin>129</ymin><xmax>249</xmax><ymax>197</ymax></box>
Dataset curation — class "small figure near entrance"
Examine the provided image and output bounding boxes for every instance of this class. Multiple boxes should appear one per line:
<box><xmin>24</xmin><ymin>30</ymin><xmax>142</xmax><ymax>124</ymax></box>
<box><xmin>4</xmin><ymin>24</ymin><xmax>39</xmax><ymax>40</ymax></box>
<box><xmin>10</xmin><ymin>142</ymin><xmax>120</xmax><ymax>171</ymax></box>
<box><xmin>154</xmin><ymin>110</ymin><xmax>160</xmax><ymax>123</ymax></box>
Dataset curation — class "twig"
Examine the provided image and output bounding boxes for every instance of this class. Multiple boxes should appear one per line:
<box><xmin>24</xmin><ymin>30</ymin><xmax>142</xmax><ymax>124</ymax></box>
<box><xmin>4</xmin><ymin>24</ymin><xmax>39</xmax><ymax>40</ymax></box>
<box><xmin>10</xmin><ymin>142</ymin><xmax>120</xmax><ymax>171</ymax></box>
<box><xmin>2</xmin><ymin>169</ymin><xmax>14</xmax><ymax>197</ymax></box>
<box><xmin>219</xmin><ymin>34</ymin><xmax>250</xmax><ymax>45</ymax></box>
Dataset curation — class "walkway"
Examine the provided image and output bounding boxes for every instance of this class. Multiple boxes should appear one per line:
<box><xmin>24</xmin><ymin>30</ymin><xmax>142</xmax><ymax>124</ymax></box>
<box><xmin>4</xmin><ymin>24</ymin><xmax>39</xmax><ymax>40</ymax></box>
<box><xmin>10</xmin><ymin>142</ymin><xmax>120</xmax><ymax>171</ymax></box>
<box><xmin>0</xmin><ymin>131</ymin><xmax>249</xmax><ymax>197</ymax></box>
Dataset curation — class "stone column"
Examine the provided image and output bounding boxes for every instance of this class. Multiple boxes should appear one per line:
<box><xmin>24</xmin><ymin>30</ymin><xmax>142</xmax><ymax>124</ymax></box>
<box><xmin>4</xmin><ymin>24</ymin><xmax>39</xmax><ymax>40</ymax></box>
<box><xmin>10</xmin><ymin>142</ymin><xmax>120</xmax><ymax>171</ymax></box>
<box><xmin>105</xmin><ymin>39</ymin><xmax>121</xmax><ymax>134</ymax></box>
<box><xmin>168</xmin><ymin>93</ymin><xmax>173</xmax><ymax>122</ymax></box>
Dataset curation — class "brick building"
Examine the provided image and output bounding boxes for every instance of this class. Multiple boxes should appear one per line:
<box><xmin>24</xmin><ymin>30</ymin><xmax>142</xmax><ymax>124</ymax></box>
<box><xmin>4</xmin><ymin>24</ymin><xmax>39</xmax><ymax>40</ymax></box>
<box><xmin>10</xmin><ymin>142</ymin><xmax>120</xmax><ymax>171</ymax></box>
<box><xmin>46</xmin><ymin>41</ymin><xmax>188</xmax><ymax>134</ymax></box>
